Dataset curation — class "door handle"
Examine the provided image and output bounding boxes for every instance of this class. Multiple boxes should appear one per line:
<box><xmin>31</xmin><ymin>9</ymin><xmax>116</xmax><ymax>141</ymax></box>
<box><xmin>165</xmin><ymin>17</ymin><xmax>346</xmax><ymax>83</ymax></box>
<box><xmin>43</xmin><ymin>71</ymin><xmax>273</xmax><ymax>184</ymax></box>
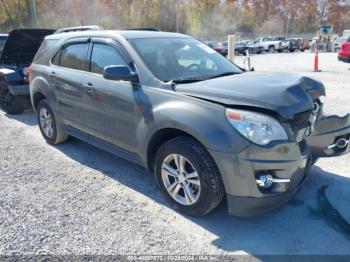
<box><xmin>84</xmin><ymin>82</ymin><xmax>94</xmax><ymax>96</ymax></box>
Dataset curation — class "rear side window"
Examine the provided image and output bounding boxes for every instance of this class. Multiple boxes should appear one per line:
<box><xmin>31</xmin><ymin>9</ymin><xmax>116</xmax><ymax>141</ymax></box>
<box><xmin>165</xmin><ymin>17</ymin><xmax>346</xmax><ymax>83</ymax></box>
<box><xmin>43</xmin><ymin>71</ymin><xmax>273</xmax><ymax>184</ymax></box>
<box><xmin>90</xmin><ymin>43</ymin><xmax>128</xmax><ymax>74</ymax></box>
<box><xmin>34</xmin><ymin>39</ymin><xmax>58</xmax><ymax>63</ymax></box>
<box><xmin>60</xmin><ymin>43</ymin><xmax>88</xmax><ymax>71</ymax></box>
<box><xmin>51</xmin><ymin>50</ymin><xmax>61</xmax><ymax>66</ymax></box>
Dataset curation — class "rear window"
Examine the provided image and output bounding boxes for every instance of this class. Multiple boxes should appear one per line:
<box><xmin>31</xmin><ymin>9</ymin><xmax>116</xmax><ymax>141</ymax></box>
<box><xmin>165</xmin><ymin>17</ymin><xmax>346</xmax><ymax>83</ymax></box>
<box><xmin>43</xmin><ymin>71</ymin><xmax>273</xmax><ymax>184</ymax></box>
<box><xmin>60</xmin><ymin>43</ymin><xmax>88</xmax><ymax>71</ymax></box>
<box><xmin>33</xmin><ymin>39</ymin><xmax>59</xmax><ymax>62</ymax></box>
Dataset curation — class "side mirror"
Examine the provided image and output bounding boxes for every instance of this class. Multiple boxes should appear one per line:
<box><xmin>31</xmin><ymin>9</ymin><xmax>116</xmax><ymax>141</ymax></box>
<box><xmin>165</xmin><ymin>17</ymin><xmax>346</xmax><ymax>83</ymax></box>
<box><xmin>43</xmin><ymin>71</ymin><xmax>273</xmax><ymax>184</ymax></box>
<box><xmin>103</xmin><ymin>65</ymin><xmax>138</xmax><ymax>82</ymax></box>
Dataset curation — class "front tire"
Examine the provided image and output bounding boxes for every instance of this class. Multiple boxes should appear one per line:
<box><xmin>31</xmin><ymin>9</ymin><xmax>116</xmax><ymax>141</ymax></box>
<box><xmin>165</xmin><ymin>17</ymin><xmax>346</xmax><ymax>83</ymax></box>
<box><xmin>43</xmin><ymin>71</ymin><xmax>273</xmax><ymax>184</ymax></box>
<box><xmin>154</xmin><ymin>137</ymin><xmax>224</xmax><ymax>216</ymax></box>
<box><xmin>37</xmin><ymin>99</ymin><xmax>68</xmax><ymax>145</ymax></box>
<box><xmin>0</xmin><ymin>82</ymin><xmax>24</xmax><ymax>114</ymax></box>
<box><xmin>268</xmin><ymin>46</ymin><xmax>275</xmax><ymax>53</ymax></box>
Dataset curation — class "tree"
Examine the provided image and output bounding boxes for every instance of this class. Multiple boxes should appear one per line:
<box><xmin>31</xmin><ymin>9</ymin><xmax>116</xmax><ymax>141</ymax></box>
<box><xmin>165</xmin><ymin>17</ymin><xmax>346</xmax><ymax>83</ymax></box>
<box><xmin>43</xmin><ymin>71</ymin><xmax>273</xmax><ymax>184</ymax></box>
<box><xmin>26</xmin><ymin>0</ymin><xmax>37</xmax><ymax>28</ymax></box>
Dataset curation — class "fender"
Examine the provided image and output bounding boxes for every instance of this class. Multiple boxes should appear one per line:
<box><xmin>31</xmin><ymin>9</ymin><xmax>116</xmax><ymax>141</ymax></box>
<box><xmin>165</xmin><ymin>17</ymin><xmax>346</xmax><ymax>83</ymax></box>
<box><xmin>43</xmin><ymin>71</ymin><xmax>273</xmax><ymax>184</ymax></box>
<box><xmin>136</xmin><ymin>99</ymin><xmax>251</xmax><ymax>164</ymax></box>
<box><xmin>30</xmin><ymin>74</ymin><xmax>65</xmax><ymax>124</ymax></box>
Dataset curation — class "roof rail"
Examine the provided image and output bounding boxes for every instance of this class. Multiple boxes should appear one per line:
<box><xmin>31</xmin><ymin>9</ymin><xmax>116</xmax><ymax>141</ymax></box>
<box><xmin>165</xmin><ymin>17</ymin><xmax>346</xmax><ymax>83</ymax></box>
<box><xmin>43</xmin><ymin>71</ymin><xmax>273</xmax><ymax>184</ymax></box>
<box><xmin>124</xmin><ymin>27</ymin><xmax>160</xmax><ymax>32</ymax></box>
<box><xmin>54</xmin><ymin>25</ymin><xmax>104</xmax><ymax>34</ymax></box>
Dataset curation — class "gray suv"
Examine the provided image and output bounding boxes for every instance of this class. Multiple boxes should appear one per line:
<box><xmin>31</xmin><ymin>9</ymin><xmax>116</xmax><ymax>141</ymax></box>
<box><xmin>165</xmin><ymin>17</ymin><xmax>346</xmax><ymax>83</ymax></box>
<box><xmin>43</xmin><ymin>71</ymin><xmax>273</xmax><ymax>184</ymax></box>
<box><xmin>30</xmin><ymin>28</ymin><xmax>350</xmax><ymax>217</ymax></box>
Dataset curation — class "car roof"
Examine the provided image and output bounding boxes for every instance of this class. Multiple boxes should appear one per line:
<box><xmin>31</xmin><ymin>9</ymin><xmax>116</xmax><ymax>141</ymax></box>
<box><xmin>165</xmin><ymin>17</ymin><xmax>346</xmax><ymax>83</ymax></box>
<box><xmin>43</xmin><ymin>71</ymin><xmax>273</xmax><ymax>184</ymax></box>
<box><xmin>45</xmin><ymin>30</ymin><xmax>191</xmax><ymax>40</ymax></box>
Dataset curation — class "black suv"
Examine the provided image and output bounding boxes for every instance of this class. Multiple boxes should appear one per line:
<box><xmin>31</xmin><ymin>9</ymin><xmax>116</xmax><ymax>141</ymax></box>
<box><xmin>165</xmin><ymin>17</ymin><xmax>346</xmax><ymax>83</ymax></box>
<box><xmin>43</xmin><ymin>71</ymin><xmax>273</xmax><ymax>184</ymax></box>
<box><xmin>0</xmin><ymin>29</ymin><xmax>54</xmax><ymax>114</ymax></box>
<box><xmin>29</xmin><ymin>27</ymin><xmax>350</xmax><ymax>217</ymax></box>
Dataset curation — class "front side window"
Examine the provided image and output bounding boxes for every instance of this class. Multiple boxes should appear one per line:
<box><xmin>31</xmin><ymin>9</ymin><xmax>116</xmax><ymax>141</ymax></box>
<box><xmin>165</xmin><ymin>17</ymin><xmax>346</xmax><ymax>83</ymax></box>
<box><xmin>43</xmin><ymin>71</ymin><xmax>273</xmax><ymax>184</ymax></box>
<box><xmin>60</xmin><ymin>43</ymin><xmax>87</xmax><ymax>70</ymax></box>
<box><xmin>90</xmin><ymin>43</ymin><xmax>129</xmax><ymax>75</ymax></box>
<box><xmin>129</xmin><ymin>37</ymin><xmax>242</xmax><ymax>82</ymax></box>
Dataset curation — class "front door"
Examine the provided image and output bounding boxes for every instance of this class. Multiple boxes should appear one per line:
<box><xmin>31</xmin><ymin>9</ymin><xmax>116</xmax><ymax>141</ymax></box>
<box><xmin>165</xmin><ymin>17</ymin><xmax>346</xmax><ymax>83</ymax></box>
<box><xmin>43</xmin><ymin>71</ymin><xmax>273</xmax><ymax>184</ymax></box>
<box><xmin>80</xmin><ymin>39</ymin><xmax>141</xmax><ymax>153</ymax></box>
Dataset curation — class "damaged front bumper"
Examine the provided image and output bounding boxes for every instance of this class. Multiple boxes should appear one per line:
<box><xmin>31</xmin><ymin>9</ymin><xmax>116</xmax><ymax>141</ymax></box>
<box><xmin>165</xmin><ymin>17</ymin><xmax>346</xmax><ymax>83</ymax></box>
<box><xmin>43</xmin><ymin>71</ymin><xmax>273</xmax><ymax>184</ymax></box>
<box><xmin>307</xmin><ymin>113</ymin><xmax>350</xmax><ymax>158</ymax></box>
<box><xmin>210</xmin><ymin>113</ymin><xmax>350</xmax><ymax>217</ymax></box>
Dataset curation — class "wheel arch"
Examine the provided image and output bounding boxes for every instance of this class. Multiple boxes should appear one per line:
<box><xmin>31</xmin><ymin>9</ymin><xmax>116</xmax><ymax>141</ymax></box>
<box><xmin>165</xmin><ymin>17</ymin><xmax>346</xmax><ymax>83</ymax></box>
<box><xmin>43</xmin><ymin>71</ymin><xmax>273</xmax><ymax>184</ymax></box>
<box><xmin>32</xmin><ymin>91</ymin><xmax>47</xmax><ymax>110</ymax></box>
<box><xmin>30</xmin><ymin>76</ymin><xmax>58</xmax><ymax>111</ymax></box>
<box><xmin>146</xmin><ymin>128</ymin><xmax>205</xmax><ymax>172</ymax></box>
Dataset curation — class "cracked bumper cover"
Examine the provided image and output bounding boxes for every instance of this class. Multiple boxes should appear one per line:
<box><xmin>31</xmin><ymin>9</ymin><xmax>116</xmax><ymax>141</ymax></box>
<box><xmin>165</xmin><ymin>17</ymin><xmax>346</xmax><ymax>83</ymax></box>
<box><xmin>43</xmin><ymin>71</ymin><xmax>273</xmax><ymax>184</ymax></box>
<box><xmin>210</xmin><ymin>141</ymin><xmax>312</xmax><ymax>217</ymax></box>
<box><xmin>209</xmin><ymin>114</ymin><xmax>350</xmax><ymax>217</ymax></box>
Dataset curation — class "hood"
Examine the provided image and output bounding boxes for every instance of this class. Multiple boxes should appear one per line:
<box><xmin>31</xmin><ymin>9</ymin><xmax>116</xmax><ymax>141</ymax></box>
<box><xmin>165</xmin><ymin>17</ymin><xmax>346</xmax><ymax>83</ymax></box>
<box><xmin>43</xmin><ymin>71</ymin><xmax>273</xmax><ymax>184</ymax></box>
<box><xmin>176</xmin><ymin>72</ymin><xmax>325</xmax><ymax>119</ymax></box>
<box><xmin>0</xmin><ymin>29</ymin><xmax>54</xmax><ymax>65</ymax></box>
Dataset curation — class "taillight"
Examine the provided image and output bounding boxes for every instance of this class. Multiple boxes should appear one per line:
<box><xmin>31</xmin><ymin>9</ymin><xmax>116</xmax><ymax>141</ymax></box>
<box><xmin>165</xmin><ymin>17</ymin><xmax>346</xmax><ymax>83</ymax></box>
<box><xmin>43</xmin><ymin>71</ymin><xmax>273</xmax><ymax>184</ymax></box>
<box><xmin>28</xmin><ymin>66</ymin><xmax>33</xmax><ymax>82</ymax></box>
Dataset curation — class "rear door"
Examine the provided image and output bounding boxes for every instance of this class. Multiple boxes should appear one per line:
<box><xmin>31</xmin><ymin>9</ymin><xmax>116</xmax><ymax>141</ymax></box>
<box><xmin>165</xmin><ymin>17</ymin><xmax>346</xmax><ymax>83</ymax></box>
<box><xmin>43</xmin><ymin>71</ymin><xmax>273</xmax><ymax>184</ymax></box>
<box><xmin>50</xmin><ymin>38</ymin><xmax>90</xmax><ymax>131</ymax></box>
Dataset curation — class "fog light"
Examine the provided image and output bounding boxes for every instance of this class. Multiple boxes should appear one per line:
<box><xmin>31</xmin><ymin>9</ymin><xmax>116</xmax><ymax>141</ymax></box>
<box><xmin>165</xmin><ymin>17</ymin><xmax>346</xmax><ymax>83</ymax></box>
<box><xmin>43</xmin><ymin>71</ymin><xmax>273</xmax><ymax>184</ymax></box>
<box><xmin>327</xmin><ymin>137</ymin><xmax>349</xmax><ymax>149</ymax></box>
<box><xmin>256</xmin><ymin>174</ymin><xmax>274</xmax><ymax>189</ymax></box>
<box><xmin>256</xmin><ymin>172</ymin><xmax>291</xmax><ymax>189</ymax></box>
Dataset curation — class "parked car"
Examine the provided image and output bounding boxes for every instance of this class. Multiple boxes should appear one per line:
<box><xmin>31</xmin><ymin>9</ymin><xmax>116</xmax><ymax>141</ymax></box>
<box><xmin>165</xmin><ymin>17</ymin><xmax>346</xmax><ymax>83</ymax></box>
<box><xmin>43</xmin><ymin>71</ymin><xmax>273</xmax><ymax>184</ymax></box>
<box><xmin>271</xmin><ymin>36</ymin><xmax>290</xmax><ymax>52</ymax></box>
<box><xmin>0</xmin><ymin>29</ymin><xmax>54</xmax><ymax>114</ymax></box>
<box><xmin>253</xmin><ymin>37</ymin><xmax>283</xmax><ymax>53</ymax></box>
<box><xmin>300</xmin><ymin>39</ymin><xmax>311</xmax><ymax>52</ymax></box>
<box><xmin>338</xmin><ymin>37</ymin><xmax>350</xmax><ymax>63</ymax></box>
<box><xmin>222</xmin><ymin>41</ymin><xmax>249</xmax><ymax>56</ymax></box>
<box><xmin>287</xmin><ymin>38</ymin><xmax>301</xmax><ymax>52</ymax></box>
<box><xmin>212</xmin><ymin>42</ymin><xmax>228</xmax><ymax>56</ymax></box>
<box><xmin>0</xmin><ymin>34</ymin><xmax>8</xmax><ymax>56</ymax></box>
<box><xmin>30</xmin><ymin>28</ymin><xmax>350</xmax><ymax>217</ymax></box>
<box><xmin>333</xmin><ymin>36</ymin><xmax>348</xmax><ymax>52</ymax></box>
<box><xmin>243</xmin><ymin>40</ymin><xmax>264</xmax><ymax>54</ymax></box>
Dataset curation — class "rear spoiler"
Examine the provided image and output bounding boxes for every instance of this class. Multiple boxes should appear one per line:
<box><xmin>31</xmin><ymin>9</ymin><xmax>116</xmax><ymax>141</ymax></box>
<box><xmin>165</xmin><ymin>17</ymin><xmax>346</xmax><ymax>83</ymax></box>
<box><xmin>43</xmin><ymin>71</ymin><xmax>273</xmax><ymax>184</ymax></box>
<box><xmin>54</xmin><ymin>25</ymin><xmax>104</xmax><ymax>34</ymax></box>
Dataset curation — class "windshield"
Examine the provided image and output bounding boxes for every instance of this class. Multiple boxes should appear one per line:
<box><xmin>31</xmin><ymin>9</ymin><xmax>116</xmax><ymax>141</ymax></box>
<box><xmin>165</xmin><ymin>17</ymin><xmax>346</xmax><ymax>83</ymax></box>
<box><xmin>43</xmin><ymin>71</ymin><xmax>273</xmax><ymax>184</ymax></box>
<box><xmin>129</xmin><ymin>37</ymin><xmax>242</xmax><ymax>82</ymax></box>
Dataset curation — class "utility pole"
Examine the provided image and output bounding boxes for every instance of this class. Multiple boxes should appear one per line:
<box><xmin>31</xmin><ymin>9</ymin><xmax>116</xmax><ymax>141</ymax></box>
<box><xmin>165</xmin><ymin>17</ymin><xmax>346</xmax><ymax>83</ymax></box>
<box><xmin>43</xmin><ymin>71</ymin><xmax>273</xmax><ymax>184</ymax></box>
<box><xmin>27</xmin><ymin>0</ymin><xmax>38</xmax><ymax>28</ymax></box>
<box><xmin>285</xmin><ymin>14</ymin><xmax>291</xmax><ymax>38</ymax></box>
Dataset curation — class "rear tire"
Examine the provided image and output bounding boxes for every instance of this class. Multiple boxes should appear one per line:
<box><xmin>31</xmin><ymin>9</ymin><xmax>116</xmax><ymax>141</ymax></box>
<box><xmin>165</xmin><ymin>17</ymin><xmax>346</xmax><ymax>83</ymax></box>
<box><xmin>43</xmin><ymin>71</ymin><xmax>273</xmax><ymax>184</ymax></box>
<box><xmin>268</xmin><ymin>46</ymin><xmax>275</xmax><ymax>53</ymax></box>
<box><xmin>154</xmin><ymin>136</ymin><xmax>225</xmax><ymax>216</ymax></box>
<box><xmin>0</xmin><ymin>82</ymin><xmax>24</xmax><ymax>114</ymax></box>
<box><xmin>37</xmin><ymin>99</ymin><xmax>68</xmax><ymax>145</ymax></box>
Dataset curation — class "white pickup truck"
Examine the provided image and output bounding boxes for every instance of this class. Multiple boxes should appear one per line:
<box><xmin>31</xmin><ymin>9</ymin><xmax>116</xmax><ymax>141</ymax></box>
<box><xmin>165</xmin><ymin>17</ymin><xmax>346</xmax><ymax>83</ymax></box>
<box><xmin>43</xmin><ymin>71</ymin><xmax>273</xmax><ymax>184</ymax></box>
<box><xmin>253</xmin><ymin>37</ymin><xmax>284</xmax><ymax>53</ymax></box>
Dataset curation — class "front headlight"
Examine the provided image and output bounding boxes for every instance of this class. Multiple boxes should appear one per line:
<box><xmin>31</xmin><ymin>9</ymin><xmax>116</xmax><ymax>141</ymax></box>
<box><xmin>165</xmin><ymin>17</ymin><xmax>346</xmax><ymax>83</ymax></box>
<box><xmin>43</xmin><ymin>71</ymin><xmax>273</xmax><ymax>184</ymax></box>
<box><xmin>226</xmin><ymin>108</ymin><xmax>288</xmax><ymax>145</ymax></box>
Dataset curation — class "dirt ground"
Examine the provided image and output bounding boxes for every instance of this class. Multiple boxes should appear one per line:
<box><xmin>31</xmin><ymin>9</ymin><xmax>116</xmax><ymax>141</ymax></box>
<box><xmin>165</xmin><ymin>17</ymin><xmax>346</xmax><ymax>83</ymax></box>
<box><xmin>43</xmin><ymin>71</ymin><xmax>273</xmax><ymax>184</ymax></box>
<box><xmin>1</xmin><ymin>52</ymin><xmax>349</xmax><ymax>256</ymax></box>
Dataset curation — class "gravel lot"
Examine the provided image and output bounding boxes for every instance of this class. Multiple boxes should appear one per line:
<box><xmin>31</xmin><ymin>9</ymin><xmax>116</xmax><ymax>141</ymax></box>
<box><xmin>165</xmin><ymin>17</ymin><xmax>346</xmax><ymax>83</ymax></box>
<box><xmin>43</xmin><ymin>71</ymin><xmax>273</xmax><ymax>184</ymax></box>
<box><xmin>1</xmin><ymin>52</ymin><xmax>350</xmax><ymax>256</ymax></box>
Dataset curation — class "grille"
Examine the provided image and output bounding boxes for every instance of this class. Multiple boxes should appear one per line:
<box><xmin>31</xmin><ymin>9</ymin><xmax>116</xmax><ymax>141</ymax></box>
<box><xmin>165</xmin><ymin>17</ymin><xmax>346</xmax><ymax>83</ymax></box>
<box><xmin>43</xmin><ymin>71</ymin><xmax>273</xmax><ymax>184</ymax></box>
<box><xmin>298</xmin><ymin>140</ymin><xmax>307</xmax><ymax>155</ymax></box>
<box><xmin>291</xmin><ymin>110</ymin><xmax>312</xmax><ymax>130</ymax></box>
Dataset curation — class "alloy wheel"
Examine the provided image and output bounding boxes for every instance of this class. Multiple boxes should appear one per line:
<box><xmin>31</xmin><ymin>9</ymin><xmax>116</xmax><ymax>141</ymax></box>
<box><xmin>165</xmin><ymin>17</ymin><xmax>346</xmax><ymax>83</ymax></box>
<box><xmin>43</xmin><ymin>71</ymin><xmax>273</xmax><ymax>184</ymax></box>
<box><xmin>39</xmin><ymin>108</ymin><xmax>54</xmax><ymax>138</ymax></box>
<box><xmin>0</xmin><ymin>85</ymin><xmax>15</xmax><ymax>110</ymax></box>
<box><xmin>161</xmin><ymin>154</ymin><xmax>201</xmax><ymax>206</ymax></box>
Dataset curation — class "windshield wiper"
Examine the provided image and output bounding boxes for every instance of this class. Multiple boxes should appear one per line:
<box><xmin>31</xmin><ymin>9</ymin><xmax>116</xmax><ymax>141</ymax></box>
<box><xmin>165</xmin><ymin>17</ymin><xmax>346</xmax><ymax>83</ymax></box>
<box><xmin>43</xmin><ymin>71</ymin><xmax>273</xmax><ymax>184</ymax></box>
<box><xmin>208</xmin><ymin>72</ymin><xmax>238</xmax><ymax>80</ymax></box>
<box><xmin>167</xmin><ymin>72</ymin><xmax>238</xmax><ymax>88</ymax></box>
<box><xmin>167</xmin><ymin>78</ymin><xmax>205</xmax><ymax>86</ymax></box>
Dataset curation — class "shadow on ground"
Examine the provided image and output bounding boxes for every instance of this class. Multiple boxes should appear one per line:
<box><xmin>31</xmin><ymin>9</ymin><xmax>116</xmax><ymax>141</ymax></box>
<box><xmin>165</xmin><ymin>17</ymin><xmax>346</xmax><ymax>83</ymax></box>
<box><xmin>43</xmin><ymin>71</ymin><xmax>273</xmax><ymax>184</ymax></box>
<box><xmin>5</xmin><ymin>112</ymin><xmax>350</xmax><ymax>254</ymax></box>
<box><xmin>55</xmin><ymin>137</ymin><xmax>350</xmax><ymax>254</ymax></box>
<box><xmin>4</xmin><ymin>110</ymin><xmax>37</xmax><ymax>126</ymax></box>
